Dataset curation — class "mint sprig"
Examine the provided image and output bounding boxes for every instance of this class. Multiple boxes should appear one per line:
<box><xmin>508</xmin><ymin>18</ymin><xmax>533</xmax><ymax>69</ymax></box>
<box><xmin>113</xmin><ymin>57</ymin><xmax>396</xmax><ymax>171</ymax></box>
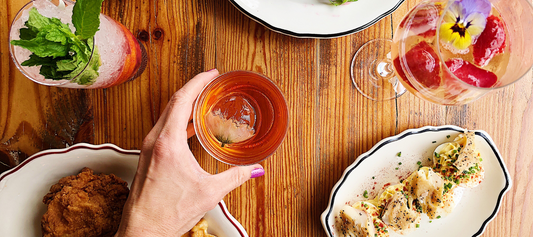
<box><xmin>73</xmin><ymin>0</ymin><xmax>104</xmax><ymax>40</ymax></box>
<box><xmin>10</xmin><ymin>0</ymin><xmax>104</xmax><ymax>85</ymax></box>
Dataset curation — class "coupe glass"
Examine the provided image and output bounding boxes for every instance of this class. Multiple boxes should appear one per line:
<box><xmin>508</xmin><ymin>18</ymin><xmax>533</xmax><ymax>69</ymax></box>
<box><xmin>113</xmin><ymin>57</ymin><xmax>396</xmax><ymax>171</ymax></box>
<box><xmin>352</xmin><ymin>0</ymin><xmax>533</xmax><ymax>105</ymax></box>
<box><xmin>9</xmin><ymin>0</ymin><xmax>148</xmax><ymax>89</ymax></box>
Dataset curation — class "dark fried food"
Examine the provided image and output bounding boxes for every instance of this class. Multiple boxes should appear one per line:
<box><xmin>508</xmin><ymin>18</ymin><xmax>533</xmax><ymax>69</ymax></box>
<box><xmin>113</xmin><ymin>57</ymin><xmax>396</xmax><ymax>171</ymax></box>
<box><xmin>182</xmin><ymin>218</ymin><xmax>216</xmax><ymax>237</ymax></box>
<box><xmin>41</xmin><ymin>167</ymin><xmax>130</xmax><ymax>237</ymax></box>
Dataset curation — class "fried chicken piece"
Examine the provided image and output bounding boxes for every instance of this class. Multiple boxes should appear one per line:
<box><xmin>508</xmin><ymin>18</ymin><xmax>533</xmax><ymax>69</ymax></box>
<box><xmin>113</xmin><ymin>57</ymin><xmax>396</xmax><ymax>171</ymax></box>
<box><xmin>181</xmin><ymin>219</ymin><xmax>216</xmax><ymax>237</ymax></box>
<box><xmin>41</xmin><ymin>167</ymin><xmax>129</xmax><ymax>237</ymax></box>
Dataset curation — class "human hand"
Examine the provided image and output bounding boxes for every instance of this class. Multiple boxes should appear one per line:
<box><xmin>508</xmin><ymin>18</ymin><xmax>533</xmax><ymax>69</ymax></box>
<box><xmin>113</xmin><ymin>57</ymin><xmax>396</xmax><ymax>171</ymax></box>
<box><xmin>115</xmin><ymin>69</ymin><xmax>265</xmax><ymax>237</ymax></box>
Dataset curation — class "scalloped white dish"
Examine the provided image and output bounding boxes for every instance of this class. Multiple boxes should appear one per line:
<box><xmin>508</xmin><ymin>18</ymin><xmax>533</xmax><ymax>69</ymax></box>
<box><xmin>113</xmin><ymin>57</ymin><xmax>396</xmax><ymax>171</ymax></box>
<box><xmin>320</xmin><ymin>125</ymin><xmax>512</xmax><ymax>237</ymax></box>
<box><xmin>0</xmin><ymin>143</ymin><xmax>249</xmax><ymax>237</ymax></box>
<box><xmin>229</xmin><ymin>0</ymin><xmax>405</xmax><ymax>38</ymax></box>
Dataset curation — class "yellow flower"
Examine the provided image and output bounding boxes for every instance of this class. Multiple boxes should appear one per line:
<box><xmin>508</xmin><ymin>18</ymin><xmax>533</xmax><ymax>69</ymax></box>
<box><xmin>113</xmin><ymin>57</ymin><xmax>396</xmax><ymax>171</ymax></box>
<box><xmin>439</xmin><ymin>0</ymin><xmax>490</xmax><ymax>50</ymax></box>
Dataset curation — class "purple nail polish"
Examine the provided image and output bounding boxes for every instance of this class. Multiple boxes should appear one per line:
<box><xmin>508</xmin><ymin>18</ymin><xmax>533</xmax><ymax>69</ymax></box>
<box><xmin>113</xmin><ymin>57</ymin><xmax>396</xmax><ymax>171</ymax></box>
<box><xmin>251</xmin><ymin>168</ymin><xmax>265</xmax><ymax>178</ymax></box>
<box><xmin>207</xmin><ymin>68</ymin><xmax>217</xmax><ymax>72</ymax></box>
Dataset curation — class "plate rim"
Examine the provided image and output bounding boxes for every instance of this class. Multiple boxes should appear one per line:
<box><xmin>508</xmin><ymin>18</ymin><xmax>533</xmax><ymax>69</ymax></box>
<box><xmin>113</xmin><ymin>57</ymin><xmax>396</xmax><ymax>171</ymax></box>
<box><xmin>320</xmin><ymin>125</ymin><xmax>512</xmax><ymax>237</ymax></box>
<box><xmin>228</xmin><ymin>0</ymin><xmax>406</xmax><ymax>39</ymax></box>
<box><xmin>0</xmin><ymin>143</ymin><xmax>249</xmax><ymax>237</ymax></box>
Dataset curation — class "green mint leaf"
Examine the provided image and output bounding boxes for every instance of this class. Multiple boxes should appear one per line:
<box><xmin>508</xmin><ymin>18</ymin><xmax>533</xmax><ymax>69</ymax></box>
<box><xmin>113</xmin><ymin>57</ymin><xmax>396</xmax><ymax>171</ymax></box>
<box><xmin>40</xmin><ymin>65</ymin><xmax>71</xmax><ymax>79</ymax></box>
<box><xmin>21</xmin><ymin>54</ymin><xmax>58</xmax><ymax>67</ymax></box>
<box><xmin>56</xmin><ymin>58</ymin><xmax>80</xmax><ymax>71</ymax></box>
<box><xmin>44</xmin><ymin>28</ymin><xmax>68</xmax><ymax>45</ymax></box>
<box><xmin>68</xmin><ymin>44</ymin><xmax>100</xmax><ymax>85</ymax></box>
<box><xmin>25</xmin><ymin>8</ymin><xmax>52</xmax><ymax>32</ymax></box>
<box><xmin>11</xmin><ymin>35</ymin><xmax>69</xmax><ymax>58</ymax></box>
<box><xmin>19</xmin><ymin>28</ymin><xmax>37</xmax><ymax>40</ymax></box>
<box><xmin>11</xmin><ymin>6</ymin><xmax>101</xmax><ymax>85</ymax></box>
<box><xmin>72</xmin><ymin>0</ymin><xmax>104</xmax><ymax>40</ymax></box>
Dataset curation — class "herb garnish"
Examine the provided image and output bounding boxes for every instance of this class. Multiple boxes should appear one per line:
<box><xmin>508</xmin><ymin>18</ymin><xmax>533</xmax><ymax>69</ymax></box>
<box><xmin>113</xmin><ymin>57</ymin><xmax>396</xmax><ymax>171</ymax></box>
<box><xmin>329</xmin><ymin>0</ymin><xmax>358</xmax><ymax>6</ymax></box>
<box><xmin>10</xmin><ymin>0</ymin><xmax>104</xmax><ymax>85</ymax></box>
<box><xmin>72</xmin><ymin>0</ymin><xmax>103</xmax><ymax>40</ymax></box>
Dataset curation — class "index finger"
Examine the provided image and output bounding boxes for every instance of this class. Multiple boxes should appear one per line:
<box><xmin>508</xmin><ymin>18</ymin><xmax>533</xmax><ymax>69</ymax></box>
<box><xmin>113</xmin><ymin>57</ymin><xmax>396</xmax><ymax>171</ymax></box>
<box><xmin>160</xmin><ymin>69</ymin><xmax>219</xmax><ymax>141</ymax></box>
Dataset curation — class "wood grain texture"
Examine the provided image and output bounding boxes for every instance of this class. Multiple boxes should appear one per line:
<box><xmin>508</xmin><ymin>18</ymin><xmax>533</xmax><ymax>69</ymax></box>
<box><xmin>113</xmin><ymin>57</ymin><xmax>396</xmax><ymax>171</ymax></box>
<box><xmin>1</xmin><ymin>0</ymin><xmax>532</xmax><ymax>236</ymax></box>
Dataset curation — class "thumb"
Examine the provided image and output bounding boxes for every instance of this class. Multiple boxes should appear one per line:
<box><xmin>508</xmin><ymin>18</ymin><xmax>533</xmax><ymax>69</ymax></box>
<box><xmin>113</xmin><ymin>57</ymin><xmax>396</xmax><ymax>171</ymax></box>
<box><xmin>211</xmin><ymin>165</ymin><xmax>264</xmax><ymax>195</ymax></box>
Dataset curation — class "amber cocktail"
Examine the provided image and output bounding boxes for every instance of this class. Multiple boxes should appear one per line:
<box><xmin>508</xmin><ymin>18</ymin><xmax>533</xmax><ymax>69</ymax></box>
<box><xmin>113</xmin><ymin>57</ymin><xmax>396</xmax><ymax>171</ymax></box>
<box><xmin>193</xmin><ymin>71</ymin><xmax>289</xmax><ymax>166</ymax></box>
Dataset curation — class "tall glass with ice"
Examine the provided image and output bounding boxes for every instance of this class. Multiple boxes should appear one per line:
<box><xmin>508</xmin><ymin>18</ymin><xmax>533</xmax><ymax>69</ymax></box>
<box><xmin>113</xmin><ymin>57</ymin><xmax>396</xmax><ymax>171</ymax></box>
<box><xmin>9</xmin><ymin>0</ymin><xmax>147</xmax><ymax>89</ymax></box>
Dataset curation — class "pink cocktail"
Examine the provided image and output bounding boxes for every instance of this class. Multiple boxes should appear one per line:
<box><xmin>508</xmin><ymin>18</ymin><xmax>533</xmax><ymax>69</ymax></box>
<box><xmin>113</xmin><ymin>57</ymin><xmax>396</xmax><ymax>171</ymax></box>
<box><xmin>352</xmin><ymin>0</ymin><xmax>533</xmax><ymax>105</ymax></box>
<box><xmin>9</xmin><ymin>0</ymin><xmax>147</xmax><ymax>89</ymax></box>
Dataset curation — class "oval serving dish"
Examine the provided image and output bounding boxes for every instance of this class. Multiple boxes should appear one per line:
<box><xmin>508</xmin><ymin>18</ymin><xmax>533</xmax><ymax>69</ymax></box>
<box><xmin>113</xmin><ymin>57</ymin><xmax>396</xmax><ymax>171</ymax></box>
<box><xmin>320</xmin><ymin>125</ymin><xmax>511</xmax><ymax>237</ymax></box>
<box><xmin>0</xmin><ymin>143</ymin><xmax>249</xmax><ymax>237</ymax></box>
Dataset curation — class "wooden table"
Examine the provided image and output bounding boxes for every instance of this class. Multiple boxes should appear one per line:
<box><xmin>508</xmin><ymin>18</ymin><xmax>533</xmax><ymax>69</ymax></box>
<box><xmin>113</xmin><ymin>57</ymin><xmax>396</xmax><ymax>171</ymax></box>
<box><xmin>1</xmin><ymin>0</ymin><xmax>532</xmax><ymax>236</ymax></box>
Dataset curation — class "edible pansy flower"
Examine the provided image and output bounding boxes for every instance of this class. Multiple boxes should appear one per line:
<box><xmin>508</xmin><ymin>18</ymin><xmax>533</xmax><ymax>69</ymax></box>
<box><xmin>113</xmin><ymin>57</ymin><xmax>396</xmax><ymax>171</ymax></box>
<box><xmin>439</xmin><ymin>0</ymin><xmax>491</xmax><ymax>50</ymax></box>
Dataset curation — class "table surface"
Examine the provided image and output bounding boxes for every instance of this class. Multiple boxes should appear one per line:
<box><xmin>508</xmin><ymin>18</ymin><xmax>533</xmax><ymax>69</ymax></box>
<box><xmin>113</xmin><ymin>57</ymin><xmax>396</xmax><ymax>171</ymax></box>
<box><xmin>1</xmin><ymin>0</ymin><xmax>532</xmax><ymax>236</ymax></box>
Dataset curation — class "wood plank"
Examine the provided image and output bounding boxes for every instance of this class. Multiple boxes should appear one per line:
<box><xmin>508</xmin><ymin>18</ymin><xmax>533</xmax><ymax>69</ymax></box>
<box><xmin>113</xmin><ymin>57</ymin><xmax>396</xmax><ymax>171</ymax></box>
<box><xmin>212</xmin><ymin>1</ymin><xmax>320</xmax><ymax>235</ymax></box>
<box><xmin>91</xmin><ymin>0</ymin><xmax>153</xmax><ymax>150</ymax></box>
<box><xmin>316</xmin><ymin>17</ymin><xmax>399</xmax><ymax>237</ymax></box>
<box><xmin>146</xmin><ymin>0</ymin><xmax>219</xmax><ymax>176</ymax></box>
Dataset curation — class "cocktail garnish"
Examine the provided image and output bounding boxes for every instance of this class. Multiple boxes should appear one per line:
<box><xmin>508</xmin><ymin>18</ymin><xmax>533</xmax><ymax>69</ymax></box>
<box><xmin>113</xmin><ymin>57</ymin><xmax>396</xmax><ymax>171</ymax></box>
<box><xmin>445</xmin><ymin>58</ymin><xmax>497</xmax><ymax>87</ymax></box>
<box><xmin>205</xmin><ymin>95</ymin><xmax>256</xmax><ymax>147</ymax></box>
<box><xmin>393</xmin><ymin>41</ymin><xmax>441</xmax><ymax>89</ymax></box>
<box><xmin>73</xmin><ymin>0</ymin><xmax>104</xmax><ymax>40</ymax></box>
<box><xmin>206</xmin><ymin>110</ymin><xmax>255</xmax><ymax>147</ymax></box>
<box><xmin>439</xmin><ymin>0</ymin><xmax>491</xmax><ymax>50</ymax></box>
<box><xmin>10</xmin><ymin>0</ymin><xmax>104</xmax><ymax>85</ymax></box>
<box><xmin>473</xmin><ymin>15</ymin><xmax>507</xmax><ymax>67</ymax></box>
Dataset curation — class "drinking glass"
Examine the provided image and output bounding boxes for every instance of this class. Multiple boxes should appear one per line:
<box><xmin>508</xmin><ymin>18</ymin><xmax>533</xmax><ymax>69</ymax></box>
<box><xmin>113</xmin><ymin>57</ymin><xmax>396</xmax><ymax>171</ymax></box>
<box><xmin>193</xmin><ymin>71</ymin><xmax>289</xmax><ymax>166</ymax></box>
<box><xmin>9</xmin><ymin>0</ymin><xmax>148</xmax><ymax>89</ymax></box>
<box><xmin>352</xmin><ymin>0</ymin><xmax>533</xmax><ymax>105</ymax></box>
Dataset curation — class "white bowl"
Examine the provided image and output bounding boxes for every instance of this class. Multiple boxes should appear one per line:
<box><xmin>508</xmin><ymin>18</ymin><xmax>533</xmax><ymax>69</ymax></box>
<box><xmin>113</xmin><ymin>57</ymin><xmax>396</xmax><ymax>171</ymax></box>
<box><xmin>0</xmin><ymin>143</ymin><xmax>249</xmax><ymax>237</ymax></box>
<box><xmin>229</xmin><ymin>0</ymin><xmax>405</xmax><ymax>38</ymax></box>
<box><xmin>320</xmin><ymin>125</ymin><xmax>511</xmax><ymax>237</ymax></box>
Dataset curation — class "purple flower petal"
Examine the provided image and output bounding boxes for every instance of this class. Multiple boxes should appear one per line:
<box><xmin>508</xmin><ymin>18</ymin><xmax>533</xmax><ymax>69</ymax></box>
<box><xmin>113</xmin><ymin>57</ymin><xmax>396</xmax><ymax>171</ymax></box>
<box><xmin>460</xmin><ymin>0</ymin><xmax>491</xmax><ymax>19</ymax></box>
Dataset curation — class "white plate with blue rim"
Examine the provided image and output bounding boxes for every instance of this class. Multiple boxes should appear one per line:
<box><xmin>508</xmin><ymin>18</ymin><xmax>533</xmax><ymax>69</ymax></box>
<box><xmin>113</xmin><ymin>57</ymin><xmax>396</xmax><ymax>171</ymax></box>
<box><xmin>320</xmin><ymin>125</ymin><xmax>511</xmax><ymax>237</ymax></box>
<box><xmin>228</xmin><ymin>0</ymin><xmax>405</xmax><ymax>38</ymax></box>
<box><xmin>0</xmin><ymin>143</ymin><xmax>249</xmax><ymax>237</ymax></box>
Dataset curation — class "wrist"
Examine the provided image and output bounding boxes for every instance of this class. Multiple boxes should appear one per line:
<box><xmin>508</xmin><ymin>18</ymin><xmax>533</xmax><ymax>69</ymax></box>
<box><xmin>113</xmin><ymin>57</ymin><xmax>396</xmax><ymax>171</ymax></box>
<box><xmin>115</xmin><ymin>206</ymin><xmax>165</xmax><ymax>237</ymax></box>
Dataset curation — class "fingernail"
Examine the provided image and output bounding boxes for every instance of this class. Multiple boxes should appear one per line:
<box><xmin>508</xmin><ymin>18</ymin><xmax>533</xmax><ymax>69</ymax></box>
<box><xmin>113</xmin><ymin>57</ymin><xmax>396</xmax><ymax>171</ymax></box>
<box><xmin>207</xmin><ymin>68</ymin><xmax>217</xmax><ymax>72</ymax></box>
<box><xmin>250</xmin><ymin>168</ymin><xmax>265</xmax><ymax>178</ymax></box>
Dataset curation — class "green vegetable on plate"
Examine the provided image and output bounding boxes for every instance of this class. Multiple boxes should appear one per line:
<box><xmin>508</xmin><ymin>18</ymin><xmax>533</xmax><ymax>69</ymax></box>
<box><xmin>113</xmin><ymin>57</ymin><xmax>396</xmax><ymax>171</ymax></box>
<box><xmin>330</xmin><ymin>0</ymin><xmax>358</xmax><ymax>6</ymax></box>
